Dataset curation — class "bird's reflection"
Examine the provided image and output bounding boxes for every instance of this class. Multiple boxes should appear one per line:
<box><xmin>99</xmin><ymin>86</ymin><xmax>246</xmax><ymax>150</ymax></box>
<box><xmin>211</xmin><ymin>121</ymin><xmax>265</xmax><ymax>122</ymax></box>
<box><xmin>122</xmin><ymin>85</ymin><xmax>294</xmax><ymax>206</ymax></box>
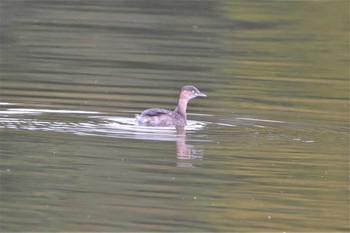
<box><xmin>175</xmin><ymin>126</ymin><xmax>203</xmax><ymax>167</ymax></box>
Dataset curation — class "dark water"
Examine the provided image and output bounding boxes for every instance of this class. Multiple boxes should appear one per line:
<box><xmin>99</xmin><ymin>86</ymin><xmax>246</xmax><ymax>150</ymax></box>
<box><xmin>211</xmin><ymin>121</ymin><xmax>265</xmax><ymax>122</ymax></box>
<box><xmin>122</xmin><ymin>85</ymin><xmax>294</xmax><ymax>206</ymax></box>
<box><xmin>1</xmin><ymin>1</ymin><xmax>349</xmax><ymax>232</ymax></box>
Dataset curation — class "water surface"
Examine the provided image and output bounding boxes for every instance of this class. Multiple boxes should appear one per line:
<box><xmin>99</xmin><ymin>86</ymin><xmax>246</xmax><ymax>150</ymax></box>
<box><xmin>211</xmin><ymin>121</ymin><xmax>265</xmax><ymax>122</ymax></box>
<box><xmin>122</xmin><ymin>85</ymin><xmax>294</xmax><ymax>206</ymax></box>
<box><xmin>1</xmin><ymin>1</ymin><xmax>349</xmax><ymax>232</ymax></box>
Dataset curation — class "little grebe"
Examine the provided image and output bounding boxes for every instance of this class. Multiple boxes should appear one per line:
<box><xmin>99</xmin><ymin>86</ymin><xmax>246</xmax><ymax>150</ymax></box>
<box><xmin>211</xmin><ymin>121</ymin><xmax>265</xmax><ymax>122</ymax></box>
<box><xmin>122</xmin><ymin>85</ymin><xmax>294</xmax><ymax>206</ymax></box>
<box><xmin>136</xmin><ymin>85</ymin><xmax>206</xmax><ymax>126</ymax></box>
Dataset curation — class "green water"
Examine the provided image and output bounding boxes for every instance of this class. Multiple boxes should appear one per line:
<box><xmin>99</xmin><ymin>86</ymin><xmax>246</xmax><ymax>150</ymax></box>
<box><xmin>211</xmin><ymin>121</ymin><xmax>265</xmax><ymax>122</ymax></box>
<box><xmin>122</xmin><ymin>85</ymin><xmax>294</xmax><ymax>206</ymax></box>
<box><xmin>1</xmin><ymin>1</ymin><xmax>349</xmax><ymax>232</ymax></box>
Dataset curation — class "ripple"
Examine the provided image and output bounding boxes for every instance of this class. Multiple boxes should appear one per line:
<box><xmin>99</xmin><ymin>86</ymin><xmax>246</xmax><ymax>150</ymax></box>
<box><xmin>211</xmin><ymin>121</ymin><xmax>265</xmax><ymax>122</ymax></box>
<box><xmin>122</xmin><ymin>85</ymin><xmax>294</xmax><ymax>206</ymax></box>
<box><xmin>0</xmin><ymin>107</ymin><xmax>209</xmax><ymax>142</ymax></box>
<box><xmin>4</xmin><ymin>108</ymin><xmax>102</xmax><ymax>115</ymax></box>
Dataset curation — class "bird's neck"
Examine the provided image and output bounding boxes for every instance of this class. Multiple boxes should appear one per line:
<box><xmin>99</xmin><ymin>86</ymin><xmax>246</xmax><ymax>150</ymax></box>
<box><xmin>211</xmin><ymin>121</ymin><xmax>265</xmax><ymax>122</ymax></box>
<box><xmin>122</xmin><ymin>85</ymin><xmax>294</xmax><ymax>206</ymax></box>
<box><xmin>175</xmin><ymin>98</ymin><xmax>188</xmax><ymax>118</ymax></box>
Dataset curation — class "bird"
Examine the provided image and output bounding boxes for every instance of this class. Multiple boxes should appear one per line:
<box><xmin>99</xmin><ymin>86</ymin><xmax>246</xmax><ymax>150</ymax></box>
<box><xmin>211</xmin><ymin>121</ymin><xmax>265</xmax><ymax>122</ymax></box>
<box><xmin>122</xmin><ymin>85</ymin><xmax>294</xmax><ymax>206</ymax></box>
<box><xmin>136</xmin><ymin>85</ymin><xmax>206</xmax><ymax>126</ymax></box>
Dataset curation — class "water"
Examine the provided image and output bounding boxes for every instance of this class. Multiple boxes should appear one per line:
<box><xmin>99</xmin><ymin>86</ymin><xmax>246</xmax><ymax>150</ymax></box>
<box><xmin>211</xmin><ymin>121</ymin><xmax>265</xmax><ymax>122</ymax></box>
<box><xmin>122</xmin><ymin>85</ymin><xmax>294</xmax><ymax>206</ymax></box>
<box><xmin>1</xmin><ymin>1</ymin><xmax>349</xmax><ymax>232</ymax></box>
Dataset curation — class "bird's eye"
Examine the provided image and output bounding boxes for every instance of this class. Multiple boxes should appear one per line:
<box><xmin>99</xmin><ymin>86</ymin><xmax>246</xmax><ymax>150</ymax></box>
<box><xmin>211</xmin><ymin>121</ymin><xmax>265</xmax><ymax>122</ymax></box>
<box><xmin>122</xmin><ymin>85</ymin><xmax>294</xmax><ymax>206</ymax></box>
<box><xmin>192</xmin><ymin>90</ymin><xmax>195</xmax><ymax>93</ymax></box>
